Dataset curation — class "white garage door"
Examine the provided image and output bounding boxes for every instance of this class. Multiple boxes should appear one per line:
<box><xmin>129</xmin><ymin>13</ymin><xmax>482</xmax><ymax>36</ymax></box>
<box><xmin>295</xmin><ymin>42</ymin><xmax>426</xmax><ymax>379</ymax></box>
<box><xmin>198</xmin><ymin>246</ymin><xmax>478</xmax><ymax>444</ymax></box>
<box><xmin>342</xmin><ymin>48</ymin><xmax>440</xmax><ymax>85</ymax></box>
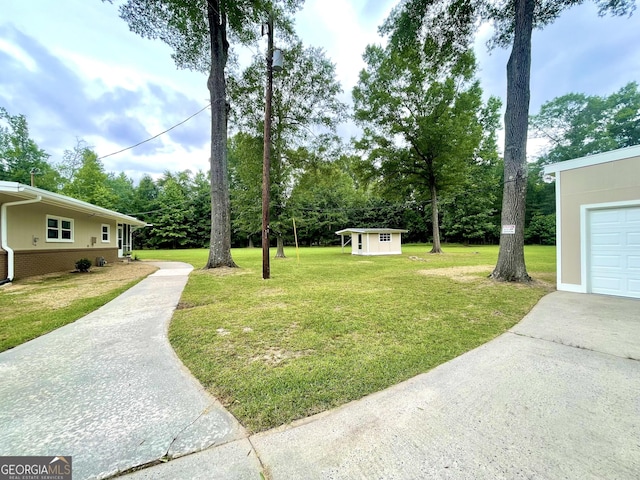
<box><xmin>589</xmin><ymin>206</ymin><xmax>640</xmax><ymax>298</ymax></box>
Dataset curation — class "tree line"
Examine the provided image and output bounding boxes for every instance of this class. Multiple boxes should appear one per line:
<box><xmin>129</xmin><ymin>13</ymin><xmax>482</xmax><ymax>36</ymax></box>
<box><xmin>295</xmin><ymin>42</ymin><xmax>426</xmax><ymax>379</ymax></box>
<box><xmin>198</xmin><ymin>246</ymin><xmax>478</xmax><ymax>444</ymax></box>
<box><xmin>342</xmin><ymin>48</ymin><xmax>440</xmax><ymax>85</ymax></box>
<box><xmin>2</xmin><ymin>79</ymin><xmax>639</xmax><ymax>249</ymax></box>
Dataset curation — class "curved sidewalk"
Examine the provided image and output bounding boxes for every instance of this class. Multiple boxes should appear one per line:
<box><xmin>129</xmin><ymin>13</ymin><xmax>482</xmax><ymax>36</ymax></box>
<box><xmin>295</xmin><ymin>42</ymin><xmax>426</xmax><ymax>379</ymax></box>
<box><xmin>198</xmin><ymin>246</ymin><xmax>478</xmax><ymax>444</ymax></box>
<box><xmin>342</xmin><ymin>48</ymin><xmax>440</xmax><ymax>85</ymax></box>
<box><xmin>0</xmin><ymin>262</ymin><xmax>247</xmax><ymax>479</ymax></box>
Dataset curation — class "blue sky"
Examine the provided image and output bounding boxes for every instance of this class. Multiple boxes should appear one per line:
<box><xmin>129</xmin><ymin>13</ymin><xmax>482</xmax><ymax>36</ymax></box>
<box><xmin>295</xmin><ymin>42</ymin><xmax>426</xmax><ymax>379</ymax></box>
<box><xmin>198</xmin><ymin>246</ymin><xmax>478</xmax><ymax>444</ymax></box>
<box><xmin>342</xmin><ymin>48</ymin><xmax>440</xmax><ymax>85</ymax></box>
<box><xmin>1</xmin><ymin>0</ymin><xmax>638</xmax><ymax>181</ymax></box>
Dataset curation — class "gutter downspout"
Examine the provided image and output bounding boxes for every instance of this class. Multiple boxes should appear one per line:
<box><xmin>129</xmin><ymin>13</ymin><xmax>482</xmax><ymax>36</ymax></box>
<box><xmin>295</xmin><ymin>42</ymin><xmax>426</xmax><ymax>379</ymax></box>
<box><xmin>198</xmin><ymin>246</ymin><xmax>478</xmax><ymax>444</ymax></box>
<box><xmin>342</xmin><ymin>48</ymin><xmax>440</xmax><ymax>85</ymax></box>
<box><xmin>1</xmin><ymin>194</ymin><xmax>42</xmax><ymax>282</ymax></box>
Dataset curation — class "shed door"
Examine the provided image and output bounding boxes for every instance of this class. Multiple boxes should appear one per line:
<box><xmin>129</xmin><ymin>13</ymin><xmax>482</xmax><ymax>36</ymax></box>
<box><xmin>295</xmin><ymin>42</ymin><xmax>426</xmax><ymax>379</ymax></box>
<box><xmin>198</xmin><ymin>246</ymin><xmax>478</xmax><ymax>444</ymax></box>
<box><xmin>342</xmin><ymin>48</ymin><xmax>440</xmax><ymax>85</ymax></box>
<box><xmin>589</xmin><ymin>206</ymin><xmax>640</xmax><ymax>298</ymax></box>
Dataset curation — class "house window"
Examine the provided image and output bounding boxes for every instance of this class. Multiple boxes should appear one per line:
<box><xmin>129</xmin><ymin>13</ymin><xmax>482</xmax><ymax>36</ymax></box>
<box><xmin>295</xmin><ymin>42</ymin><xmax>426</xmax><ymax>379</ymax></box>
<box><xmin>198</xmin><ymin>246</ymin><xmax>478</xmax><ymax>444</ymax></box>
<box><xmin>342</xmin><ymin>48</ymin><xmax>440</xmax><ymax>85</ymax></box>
<box><xmin>101</xmin><ymin>224</ymin><xmax>110</xmax><ymax>243</ymax></box>
<box><xmin>379</xmin><ymin>233</ymin><xmax>391</xmax><ymax>242</ymax></box>
<box><xmin>46</xmin><ymin>215</ymin><xmax>74</xmax><ymax>242</ymax></box>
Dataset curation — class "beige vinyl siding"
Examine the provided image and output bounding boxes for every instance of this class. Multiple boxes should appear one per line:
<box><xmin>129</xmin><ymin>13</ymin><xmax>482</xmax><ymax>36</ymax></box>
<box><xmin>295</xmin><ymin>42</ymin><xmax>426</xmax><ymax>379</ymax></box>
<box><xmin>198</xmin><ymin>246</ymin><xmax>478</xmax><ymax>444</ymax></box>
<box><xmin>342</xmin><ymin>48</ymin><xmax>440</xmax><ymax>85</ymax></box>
<box><xmin>559</xmin><ymin>156</ymin><xmax>640</xmax><ymax>286</ymax></box>
<box><xmin>367</xmin><ymin>232</ymin><xmax>401</xmax><ymax>254</ymax></box>
<box><xmin>360</xmin><ymin>232</ymin><xmax>402</xmax><ymax>255</ymax></box>
<box><xmin>5</xmin><ymin>202</ymin><xmax>117</xmax><ymax>251</ymax></box>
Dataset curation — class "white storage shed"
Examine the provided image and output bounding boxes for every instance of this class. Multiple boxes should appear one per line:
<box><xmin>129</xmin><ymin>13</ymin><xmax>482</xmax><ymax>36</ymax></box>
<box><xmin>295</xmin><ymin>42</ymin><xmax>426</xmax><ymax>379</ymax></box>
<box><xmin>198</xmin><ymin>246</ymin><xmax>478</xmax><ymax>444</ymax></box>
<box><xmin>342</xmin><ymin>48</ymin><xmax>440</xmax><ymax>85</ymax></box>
<box><xmin>336</xmin><ymin>228</ymin><xmax>408</xmax><ymax>256</ymax></box>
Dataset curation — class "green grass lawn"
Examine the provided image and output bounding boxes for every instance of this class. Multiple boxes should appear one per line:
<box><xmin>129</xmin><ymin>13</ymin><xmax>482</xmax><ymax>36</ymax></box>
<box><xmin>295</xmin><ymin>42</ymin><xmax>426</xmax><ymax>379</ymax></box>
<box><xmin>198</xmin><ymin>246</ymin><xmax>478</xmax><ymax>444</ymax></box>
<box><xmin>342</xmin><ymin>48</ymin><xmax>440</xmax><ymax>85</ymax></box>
<box><xmin>139</xmin><ymin>244</ymin><xmax>556</xmax><ymax>433</ymax></box>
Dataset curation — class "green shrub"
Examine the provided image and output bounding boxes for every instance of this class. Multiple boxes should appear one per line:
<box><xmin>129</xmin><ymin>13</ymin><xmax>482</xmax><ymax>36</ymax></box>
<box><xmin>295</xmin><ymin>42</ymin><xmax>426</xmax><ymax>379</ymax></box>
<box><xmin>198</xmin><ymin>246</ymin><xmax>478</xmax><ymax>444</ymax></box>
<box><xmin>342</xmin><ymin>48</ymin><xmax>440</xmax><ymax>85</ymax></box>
<box><xmin>75</xmin><ymin>258</ymin><xmax>92</xmax><ymax>272</ymax></box>
<box><xmin>525</xmin><ymin>214</ymin><xmax>556</xmax><ymax>245</ymax></box>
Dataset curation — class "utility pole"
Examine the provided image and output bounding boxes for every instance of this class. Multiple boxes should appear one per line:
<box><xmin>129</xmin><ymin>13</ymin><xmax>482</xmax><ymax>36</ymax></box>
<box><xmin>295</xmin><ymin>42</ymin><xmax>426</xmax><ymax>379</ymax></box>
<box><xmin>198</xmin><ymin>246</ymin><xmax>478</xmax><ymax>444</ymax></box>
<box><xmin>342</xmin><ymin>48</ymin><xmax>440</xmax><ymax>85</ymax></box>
<box><xmin>262</xmin><ymin>13</ymin><xmax>274</xmax><ymax>280</ymax></box>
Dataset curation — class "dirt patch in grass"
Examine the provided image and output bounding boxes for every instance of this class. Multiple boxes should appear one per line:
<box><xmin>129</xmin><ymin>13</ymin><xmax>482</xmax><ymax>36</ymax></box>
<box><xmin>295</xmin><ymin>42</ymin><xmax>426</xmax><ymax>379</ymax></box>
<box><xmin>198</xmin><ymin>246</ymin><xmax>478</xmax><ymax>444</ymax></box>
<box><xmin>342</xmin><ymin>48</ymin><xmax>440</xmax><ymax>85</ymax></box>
<box><xmin>252</xmin><ymin>347</ymin><xmax>315</xmax><ymax>366</ymax></box>
<box><xmin>503</xmin><ymin>277</ymin><xmax>556</xmax><ymax>291</ymax></box>
<box><xmin>417</xmin><ymin>265</ymin><xmax>494</xmax><ymax>282</ymax></box>
<box><xmin>258</xmin><ymin>287</ymin><xmax>286</xmax><ymax>297</ymax></box>
<box><xmin>2</xmin><ymin>262</ymin><xmax>158</xmax><ymax>309</ymax></box>
<box><xmin>417</xmin><ymin>265</ymin><xmax>556</xmax><ymax>290</ymax></box>
<box><xmin>176</xmin><ymin>302</ymin><xmax>196</xmax><ymax>310</ymax></box>
<box><xmin>197</xmin><ymin>266</ymin><xmax>251</xmax><ymax>277</ymax></box>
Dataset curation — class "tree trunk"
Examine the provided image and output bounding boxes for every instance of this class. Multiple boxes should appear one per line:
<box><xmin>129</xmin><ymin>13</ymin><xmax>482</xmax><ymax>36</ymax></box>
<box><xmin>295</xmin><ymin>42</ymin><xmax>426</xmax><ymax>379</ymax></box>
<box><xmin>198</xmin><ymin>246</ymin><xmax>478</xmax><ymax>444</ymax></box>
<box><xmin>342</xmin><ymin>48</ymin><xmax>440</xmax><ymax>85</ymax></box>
<box><xmin>248</xmin><ymin>236</ymin><xmax>254</xmax><ymax>248</ymax></box>
<box><xmin>491</xmin><ymin>0</ymin><xmax>533</xmax><ymax>282</ymax></box>
<box><xmin>275</xmin><ymin>234</ymin><xmax>286</xmax><ymax>258</ymax></box>
<box><xmin>205</xmin><ymin>0</ymin><xmax>237</xmax><ymax>269</ymax></box>
<box><xmin>429</xmin><ymin>182</ymin><xmax>443</xmax><ymax>254</ymax></box>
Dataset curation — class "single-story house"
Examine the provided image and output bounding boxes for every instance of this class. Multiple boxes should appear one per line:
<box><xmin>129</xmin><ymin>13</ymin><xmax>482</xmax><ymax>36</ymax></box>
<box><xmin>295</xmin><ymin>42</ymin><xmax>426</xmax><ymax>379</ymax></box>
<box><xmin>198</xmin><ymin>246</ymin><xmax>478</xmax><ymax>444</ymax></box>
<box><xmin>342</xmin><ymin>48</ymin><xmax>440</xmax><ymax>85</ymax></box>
<box><xmin>543</xmin><ymin>145</ymin><xmax>640</xmax><ymax>299</ymax></box>
<box><xmin>336</xmin><ymin>228</ymin><xmax>408</xmax><ymax>256</ymax></box>
<box><xmin>1</xmin><ymin>181</ymin><xmax>147</xmax><ymax>281</ymax></box>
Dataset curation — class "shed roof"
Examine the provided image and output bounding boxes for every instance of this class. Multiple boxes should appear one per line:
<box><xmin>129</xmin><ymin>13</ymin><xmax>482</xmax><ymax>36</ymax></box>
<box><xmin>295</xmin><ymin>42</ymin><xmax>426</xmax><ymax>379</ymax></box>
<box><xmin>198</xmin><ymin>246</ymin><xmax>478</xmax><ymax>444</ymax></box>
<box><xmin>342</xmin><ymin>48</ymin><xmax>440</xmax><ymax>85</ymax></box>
<box><xmin>543</xmin><ymin>144</ymin><xmax>640</xmax><ymax>175</ymax></box>
<box><xmin>336</xmin><ymin>228</ymin><xmax>408</xmax><ymax>235</ymax></box>
<box><xmin>0</xmin><ymin>181</ymin><xmax>147</xmax><ymax>227</ymax></box>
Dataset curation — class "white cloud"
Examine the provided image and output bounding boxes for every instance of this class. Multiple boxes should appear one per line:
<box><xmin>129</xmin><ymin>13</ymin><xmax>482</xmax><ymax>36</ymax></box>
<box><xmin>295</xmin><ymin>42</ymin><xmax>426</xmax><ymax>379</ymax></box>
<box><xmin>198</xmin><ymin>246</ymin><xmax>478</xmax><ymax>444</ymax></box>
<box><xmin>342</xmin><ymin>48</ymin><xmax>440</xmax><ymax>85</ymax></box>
<box><xmin>98</xmin><ymin>142</ymin><xmax>211</xmax><ymax>183</ymax></box>
<box><xmin>295</xmin><ymin>0</ymin><xmax>395</xmax><ymax>97</ymax></box>
<box><xmin>0</xmin><ymin>39</ymin><xmax>37</xmax><ymax>71</ymax></box>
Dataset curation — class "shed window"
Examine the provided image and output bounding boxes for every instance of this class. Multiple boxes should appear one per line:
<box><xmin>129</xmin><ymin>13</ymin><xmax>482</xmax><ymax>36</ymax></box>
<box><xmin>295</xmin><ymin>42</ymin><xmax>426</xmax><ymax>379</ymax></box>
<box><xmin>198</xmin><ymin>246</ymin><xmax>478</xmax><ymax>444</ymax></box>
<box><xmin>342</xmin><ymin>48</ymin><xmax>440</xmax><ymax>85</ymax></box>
<box><xmin>379</xmin><ymin>233</ymin><xmax>391</xmax><ymax>242</ymax></box>
<box><xmin>46</xmin><ymin>215</ymin><xmax>74</xmax><ymax>242</ymax></box>
<box><xmin>101</xmin><ymin>224</ymin><xmax>110</xmax><ymax>243</ymax></box>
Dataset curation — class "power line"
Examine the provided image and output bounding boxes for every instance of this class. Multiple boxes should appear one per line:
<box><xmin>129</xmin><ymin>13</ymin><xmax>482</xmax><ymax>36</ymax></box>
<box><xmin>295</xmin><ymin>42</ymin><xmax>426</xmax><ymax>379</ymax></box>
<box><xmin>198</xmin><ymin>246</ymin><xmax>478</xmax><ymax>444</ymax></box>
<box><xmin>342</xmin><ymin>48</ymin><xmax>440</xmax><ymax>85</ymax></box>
<box><xmin>98</xmin><ymin>103</ymin><xmax>211</xmax><ymax>160</ymax></box>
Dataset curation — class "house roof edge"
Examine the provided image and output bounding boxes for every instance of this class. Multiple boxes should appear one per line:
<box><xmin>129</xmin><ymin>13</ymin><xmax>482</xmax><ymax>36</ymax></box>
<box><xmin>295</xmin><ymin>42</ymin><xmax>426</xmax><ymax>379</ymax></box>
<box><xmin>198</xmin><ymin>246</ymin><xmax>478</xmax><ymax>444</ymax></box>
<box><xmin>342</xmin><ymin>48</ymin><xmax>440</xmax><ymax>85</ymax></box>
<box><xmin>0</xmin><ymin>181</ymin><xmax>146</xmax><ymax>226</ymax></box>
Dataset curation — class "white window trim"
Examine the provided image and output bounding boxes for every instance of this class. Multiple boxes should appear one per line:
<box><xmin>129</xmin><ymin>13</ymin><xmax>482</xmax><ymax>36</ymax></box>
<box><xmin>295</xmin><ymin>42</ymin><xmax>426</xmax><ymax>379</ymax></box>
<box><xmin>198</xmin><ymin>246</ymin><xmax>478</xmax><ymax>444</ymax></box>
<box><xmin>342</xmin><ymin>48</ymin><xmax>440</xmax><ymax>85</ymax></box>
<box><xmin>379</xmin><ymin>233</ymin><xmax>391</xmax><ymax>242</ymax></box>
<box><xmin>46</xmin><ymin>215</ymin><xmax>74</xmax><ymax>243</ymax></box>
<box><xmin>101</xmin><ymin>224</ymin><xmax>111</xmax><ymax>243</ymax></box>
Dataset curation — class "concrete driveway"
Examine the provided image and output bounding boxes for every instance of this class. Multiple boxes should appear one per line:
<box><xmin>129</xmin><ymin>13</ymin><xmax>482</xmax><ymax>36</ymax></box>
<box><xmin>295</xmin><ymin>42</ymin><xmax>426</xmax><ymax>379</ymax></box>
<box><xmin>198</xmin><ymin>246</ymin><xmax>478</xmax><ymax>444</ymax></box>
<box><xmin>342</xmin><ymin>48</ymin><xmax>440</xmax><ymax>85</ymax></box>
<box><xmin>0</xmin><ymin>262</ymin><xmax>246</xmax><ymax>479</ymax></box>
<box><xmin>127</xmin><ymin>291</ymin><xmax>640</xmax><ymax>480</ymax></box>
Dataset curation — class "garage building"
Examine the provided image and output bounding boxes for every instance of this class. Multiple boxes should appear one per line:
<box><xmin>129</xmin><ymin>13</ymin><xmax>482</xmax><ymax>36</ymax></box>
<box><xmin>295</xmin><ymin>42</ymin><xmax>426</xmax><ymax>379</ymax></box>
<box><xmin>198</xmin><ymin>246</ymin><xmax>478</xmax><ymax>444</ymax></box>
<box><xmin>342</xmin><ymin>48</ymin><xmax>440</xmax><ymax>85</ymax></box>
<box><xmin>544</xmin><ymin>145</ymin><xmax>640</xmax><ymax>299</ymax></box>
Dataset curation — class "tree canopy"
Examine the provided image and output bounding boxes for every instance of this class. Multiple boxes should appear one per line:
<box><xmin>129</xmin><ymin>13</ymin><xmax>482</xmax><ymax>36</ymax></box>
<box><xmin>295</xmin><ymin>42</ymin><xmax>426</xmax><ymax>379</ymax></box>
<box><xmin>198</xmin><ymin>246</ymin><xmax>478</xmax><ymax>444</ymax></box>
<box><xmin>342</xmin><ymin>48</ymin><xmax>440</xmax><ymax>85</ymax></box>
<box><xmin>228</xmin><ymin>37</ymin><xmax>347</xmax><ymax>256</ymax></box>
<box><xmin>0</xmin><ymin>107</ymin><xmax>59</xmax><ymax>190</ymax></box>
<box><xmin>62</xmin><ymin>148</ymin><xmax>117</xmax><ymax>209</ymax></box>
<box><xmin>532</xmin><ymin>81</ymin><xmax>640</xmax><ymax>163</ymax></box>
<box><xmin>353</xmin><ymin>37</ymin><xmax>500</xmax><ymax>253</ymax></box>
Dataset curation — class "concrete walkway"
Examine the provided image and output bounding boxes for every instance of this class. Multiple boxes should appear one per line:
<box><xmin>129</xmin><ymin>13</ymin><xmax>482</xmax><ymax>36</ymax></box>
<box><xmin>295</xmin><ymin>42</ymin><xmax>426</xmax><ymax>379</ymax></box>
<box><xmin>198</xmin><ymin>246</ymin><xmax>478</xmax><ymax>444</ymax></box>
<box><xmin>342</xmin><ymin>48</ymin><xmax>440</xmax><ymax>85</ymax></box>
<box><xmin>126</xmin><ymin>291</ymin><xmax>640</xmax><ymax>480</ymax></box>
<box><xmin>0</xmin><ymin>262</ymin><xmax>246</xmax><ymax>479</ymax></box>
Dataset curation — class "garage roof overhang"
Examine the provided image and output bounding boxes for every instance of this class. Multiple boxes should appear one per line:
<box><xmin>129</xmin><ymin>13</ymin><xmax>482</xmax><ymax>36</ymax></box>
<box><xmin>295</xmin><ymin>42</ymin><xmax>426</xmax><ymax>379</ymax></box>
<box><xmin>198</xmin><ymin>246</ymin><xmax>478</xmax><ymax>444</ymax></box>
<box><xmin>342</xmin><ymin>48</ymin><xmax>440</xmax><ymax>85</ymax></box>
<box><xmin>543</xmin><ymin>144</ymin><xmax>640</xmax><ymax>175</ymax></box>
